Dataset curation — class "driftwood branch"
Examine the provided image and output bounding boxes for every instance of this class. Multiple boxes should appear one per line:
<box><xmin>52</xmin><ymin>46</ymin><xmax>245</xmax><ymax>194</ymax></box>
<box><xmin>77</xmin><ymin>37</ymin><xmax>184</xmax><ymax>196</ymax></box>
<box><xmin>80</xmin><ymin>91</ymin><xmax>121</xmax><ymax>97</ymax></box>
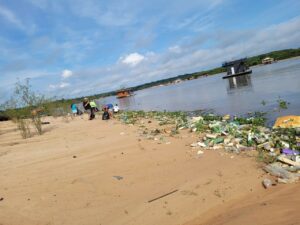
<box><xmin>277</xmin><ymin>155</ymin><xmax>300</xmax><ymax>167</ymax></box>
<box><xmin>148</xmin><ymin>189</ymin><xmax>178</xmax><ymax>203</ymax></box>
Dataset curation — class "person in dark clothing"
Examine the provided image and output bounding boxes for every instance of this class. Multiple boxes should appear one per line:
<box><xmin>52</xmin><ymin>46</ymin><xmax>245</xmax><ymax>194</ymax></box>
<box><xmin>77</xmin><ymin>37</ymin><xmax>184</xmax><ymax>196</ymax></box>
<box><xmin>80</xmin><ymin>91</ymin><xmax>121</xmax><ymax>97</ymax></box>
<box><xmin>102</xmin><ymin>105</ymin><xmax>110</xmax><ymax>120</ymax></box>
<box><xmin>83</xmin><ymin>98</ymin><xmax>97</xmax><ymax>120</ymax></box>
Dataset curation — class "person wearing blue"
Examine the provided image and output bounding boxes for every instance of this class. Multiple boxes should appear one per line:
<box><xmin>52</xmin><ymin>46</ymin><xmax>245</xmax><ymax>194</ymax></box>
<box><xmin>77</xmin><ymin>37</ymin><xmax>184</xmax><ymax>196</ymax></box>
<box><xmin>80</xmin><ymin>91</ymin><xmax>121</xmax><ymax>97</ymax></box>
<box><xmin>71</xmin><ymin>103</ymin><xmax>82</xmax><ymax>116</ymax></box>
<box><xmin>106</xmin><ymin>103</ymin><xmax>114</xmax><ymax>118</ymax></box>
<box><xmin>71</xmin><ymin>103</ymin><xmax>78</xmax><ymax>115</ymax></box>
<box><xmin>106</xmin><ymin>103</ymin><xmax>113</xmax><ymax>109</ymax></box>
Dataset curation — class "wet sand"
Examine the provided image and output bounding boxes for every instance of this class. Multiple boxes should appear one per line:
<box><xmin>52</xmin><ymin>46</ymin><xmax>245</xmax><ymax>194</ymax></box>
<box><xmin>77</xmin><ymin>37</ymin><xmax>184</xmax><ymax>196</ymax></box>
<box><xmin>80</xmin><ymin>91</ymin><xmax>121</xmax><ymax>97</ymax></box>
<box><xmin>0</xmin><ymin>115</ymin><xmax>299</xmax><ymax>225</ymax></box>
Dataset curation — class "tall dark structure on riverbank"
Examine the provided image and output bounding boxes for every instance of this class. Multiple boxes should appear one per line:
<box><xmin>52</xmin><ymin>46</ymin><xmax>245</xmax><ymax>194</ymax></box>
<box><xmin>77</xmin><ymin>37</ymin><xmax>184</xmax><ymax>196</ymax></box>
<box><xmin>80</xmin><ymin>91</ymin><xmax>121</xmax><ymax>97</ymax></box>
<box><xmin>222</xmin><ymin>58</ymin><xmax>252</xmax><ymax>79</ymax></box>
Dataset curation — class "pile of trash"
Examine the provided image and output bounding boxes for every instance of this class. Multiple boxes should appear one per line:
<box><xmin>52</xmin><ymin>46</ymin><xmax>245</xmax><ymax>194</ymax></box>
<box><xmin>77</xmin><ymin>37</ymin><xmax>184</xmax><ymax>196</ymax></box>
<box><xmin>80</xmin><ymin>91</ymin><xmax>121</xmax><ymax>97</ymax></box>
<box><xmin>118</xmin><ymin>110</ymin><xmax>300</xmax><ymax>184</ymax></box>
<box><xmin>119</xmin><ymin>110</ymin><xmax>188</xmax><ymax>128</ymax></box>
<box><xmin>189</xmin><ymin>114</ymin><xmax>300</xmax><ymax>184</ymax></box>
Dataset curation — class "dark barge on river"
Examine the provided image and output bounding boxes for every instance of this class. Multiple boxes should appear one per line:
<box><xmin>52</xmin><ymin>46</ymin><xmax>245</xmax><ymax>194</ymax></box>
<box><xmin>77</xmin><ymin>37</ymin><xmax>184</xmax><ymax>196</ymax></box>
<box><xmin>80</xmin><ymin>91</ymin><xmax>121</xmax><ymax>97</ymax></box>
<box><xmin>222</xmin><ymin>58</ymin><xmax>252</xmax><ymax>79</ymax></box>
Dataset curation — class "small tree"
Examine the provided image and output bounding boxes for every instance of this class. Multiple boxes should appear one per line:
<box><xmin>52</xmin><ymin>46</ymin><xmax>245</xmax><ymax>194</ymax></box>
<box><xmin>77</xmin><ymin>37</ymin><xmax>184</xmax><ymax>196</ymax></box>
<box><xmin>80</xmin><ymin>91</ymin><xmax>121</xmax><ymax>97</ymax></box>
<box><xmin>1</xmin><ymin>79</ymin><xmax>48</xmax><ymax>138</ymax></box>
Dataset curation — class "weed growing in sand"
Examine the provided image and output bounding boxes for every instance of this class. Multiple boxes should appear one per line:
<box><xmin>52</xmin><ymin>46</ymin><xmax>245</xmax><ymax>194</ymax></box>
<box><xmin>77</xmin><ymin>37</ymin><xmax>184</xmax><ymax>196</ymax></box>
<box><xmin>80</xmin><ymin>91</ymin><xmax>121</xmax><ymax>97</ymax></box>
<box><xmin>257</xmin><ymin>149</ymin><xmax>277</xmax><ymax>164</ymax></box>
<box><xmin>194</xmin><ymin>119</ymin><xmax>206</xmax><ymax>132</ymax></box>
<box><xmin>16</xmin><ymin>118</ymin><xmax>31</xmax><ymax>138</ymax></box>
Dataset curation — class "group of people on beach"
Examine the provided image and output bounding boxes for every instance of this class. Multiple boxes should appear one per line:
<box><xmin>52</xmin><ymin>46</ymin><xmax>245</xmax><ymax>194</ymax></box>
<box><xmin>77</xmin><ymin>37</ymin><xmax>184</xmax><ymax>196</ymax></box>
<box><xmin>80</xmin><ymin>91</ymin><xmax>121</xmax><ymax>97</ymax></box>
<box><xmin>70</xmin><ymin>98</ymin><xmax>119</xmax><ymax>120</ymax></box>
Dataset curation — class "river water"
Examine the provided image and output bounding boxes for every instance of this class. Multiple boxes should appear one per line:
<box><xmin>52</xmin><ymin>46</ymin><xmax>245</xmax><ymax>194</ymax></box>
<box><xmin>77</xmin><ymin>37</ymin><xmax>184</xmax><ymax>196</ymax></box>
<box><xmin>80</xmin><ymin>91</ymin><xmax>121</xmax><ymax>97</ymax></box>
<box><xmin>99</xmin><ymin>57</ymin><xmax>300</xmax><ymax>123</ymax></box>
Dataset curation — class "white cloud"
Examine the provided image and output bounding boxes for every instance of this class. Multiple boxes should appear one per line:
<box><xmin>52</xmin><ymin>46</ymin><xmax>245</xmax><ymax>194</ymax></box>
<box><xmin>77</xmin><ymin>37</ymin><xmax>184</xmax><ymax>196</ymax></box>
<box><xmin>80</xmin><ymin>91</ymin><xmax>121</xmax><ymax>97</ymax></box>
<box><xmin>120</xmin><ymin>53</ymin><xmax>145</xmax><ymax>67</ymax></box>
<box><xmin>49</xmin><ymin>82</ymin><xmax>70</xmax><ymax>89</ymax></box>
<box><xmin>60</xmin><ymin>82</ymin><xmax>70</xmax><ymax>88</ymax></box>
<box><xmin>43</xmin><ymin>16</ymin><xmax>300</xmax><ymax>99</ymax></box>
<box><xmin>61</xmin><ymin>69</ymin><xmax>73</xmax><ymax>79</ymax></box>
<box><xmin>48</xmin><ymin>84</ymin><xmax>57</xmax><ymax>89</ymax></box>
<box><xmin>0</xmin><ymin>5</ymin><xmax>24</xmax><ymax>29</ymax></box>
<box><xmin>168</xmin><ymin>45</ymin><xmax>182</xmax><ymax>53</ymax></box>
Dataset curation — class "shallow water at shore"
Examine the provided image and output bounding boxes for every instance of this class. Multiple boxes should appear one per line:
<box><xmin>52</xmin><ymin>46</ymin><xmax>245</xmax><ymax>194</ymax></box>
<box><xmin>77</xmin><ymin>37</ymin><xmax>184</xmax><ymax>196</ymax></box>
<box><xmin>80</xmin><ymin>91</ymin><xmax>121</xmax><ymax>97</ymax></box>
<box><xmin>100</xmin><ymin>58</ymin><xmax>300</xmax><ymax>123</ymax></box>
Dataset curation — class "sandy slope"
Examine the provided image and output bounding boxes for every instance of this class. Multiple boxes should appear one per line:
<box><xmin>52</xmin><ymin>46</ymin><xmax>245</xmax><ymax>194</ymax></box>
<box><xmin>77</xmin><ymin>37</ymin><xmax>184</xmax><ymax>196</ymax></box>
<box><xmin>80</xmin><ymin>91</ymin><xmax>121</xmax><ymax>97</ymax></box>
<box><xmin>0</xmin><ymin>115</ymin><xmax>298</xmax><ymax>225</ymax></box>
<box><xmin>185</xmin><ymin>183</ymin><xmax>300</xmax><ymax>225</ymax></box>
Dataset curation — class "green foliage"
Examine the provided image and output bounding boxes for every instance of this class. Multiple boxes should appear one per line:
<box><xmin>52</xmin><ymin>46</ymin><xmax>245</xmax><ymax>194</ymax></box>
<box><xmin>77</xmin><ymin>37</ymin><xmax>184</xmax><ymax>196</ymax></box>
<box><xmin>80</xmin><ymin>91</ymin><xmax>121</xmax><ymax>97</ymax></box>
<box><xmin>202</xmin><ymin>114</ymin><xmax>222</xmax><ymax>121</ymax></box>
<box><xmin>246</xmin><ymin>48</ymin><xmax>300</xmax><ymax>67</ymax></box>
<box><xmin>194</xmin><ymin>119</ymin><xmax>207</xmax><ymax>132</ymax></box>
<box><xmin>233</xmin><ymin>115</ymin><xmax>266</xmax><ymax>126</ymax></box>
<box><xmin>257</xmin><ymin>149</ymin><xmax>277</xmax><ymax>164</ymax></box>
<box><xmin>271</xmin><ymin>128</ymin><xmax>300</xmax><ymax>151</ymax></box>
<box><xmin>277</xmin><ymin>97</ymin><xmax>289</xmax><ymax>110</ymax></box>
<box><xmin>118</xmin><ymin>110</ymin><xmax>188</xmax><ymax>129</ymax></box>
<box><xmin>261</xmin><ymin>100</ymin><xmax>267</xmax><ymax>106</ymax></box>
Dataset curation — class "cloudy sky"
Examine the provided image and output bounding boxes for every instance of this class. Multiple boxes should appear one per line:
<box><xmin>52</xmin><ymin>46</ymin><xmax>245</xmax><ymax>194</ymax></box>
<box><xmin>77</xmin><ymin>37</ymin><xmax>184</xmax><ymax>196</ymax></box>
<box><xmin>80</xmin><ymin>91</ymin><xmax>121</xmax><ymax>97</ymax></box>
<box><xmin>0</xmin><ymin>0</ymin><xmax>299</xmax><ymax>101</ymax></box>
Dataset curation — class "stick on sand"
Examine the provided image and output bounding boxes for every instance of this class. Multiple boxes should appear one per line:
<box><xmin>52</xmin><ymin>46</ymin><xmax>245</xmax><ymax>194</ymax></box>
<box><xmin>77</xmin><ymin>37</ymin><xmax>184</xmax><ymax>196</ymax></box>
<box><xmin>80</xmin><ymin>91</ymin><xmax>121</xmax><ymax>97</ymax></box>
<box><xmin>148</xmin><ymin>189</ymin><xmax>178</xmax><ymax>203</ymax></box>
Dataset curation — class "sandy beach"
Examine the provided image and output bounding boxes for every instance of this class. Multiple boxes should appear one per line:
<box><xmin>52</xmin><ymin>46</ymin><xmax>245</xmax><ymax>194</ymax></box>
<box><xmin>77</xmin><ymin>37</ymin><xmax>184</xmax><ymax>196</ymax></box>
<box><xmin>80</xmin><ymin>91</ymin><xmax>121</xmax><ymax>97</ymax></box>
<box><xmin>0</xmin><ymin>115</ymin><xmax>299</xmax><ymax>225</ymax></box>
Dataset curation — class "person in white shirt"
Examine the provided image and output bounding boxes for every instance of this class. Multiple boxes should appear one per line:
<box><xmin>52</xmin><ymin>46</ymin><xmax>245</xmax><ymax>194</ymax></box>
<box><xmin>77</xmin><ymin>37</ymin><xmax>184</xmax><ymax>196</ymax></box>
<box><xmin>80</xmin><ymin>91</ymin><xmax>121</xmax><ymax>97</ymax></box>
<box><xmin>113</xmin><ymin>104</ymin><xmax>120</xmax><ymax>113</ymax></box>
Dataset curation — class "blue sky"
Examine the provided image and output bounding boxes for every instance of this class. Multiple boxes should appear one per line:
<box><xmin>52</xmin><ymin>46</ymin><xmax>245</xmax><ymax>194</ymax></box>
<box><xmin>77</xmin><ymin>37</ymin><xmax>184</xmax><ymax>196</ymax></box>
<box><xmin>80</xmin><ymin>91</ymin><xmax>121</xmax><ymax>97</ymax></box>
<box><xmin>0</xmin><ymin>0</ymin><xmax>299</xmax><ymax>102</ymax></box>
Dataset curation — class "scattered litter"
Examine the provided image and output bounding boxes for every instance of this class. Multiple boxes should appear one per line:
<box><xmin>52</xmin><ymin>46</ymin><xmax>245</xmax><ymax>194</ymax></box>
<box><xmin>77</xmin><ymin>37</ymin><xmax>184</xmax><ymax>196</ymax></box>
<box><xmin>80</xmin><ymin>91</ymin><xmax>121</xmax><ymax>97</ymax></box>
<box><xmin>213</xmin><ymin>137</ymin><xmax>224</xmax><ymax>144</ymax></box>
<box><xmin>223</xmin><ymin>114</ymin><xmax>231</xmax><ymax>120</ymax></box>
<box><xmin>282</xmin><ymin>149</ymin><xmax>299</xmax><ymax>155</ymax></box>
<box><xmin>277</xmin><ymin>155</ymin><xmax>300</xmax><ymax>167</ymax></box>
<box><xmin>262</xmin><ymin>178</ymin><xmax>273</xmax><ymax>189</ymax></box>
<box><xmin>213</xmin><ymin>145</ymin><xmax>223</xmax><ymax>150</ymax></box>
<box><xmin>190</xmin><ymin>143</ymin><xmax>198</xmax><ymax>147</ymax></box>
<box><xmin>264</xmin><ymin>163</ymin><xmax>299</xmax><ymax>183</ymax></box>
<box><xmin>198</xmin><ymin>142</ymin><xmax>206</xmax><ymax>147</ymax></box>
<box><xmin>120</xmin><ymin>132</ymin><xmax>125</xmax><ymax>135</ymax></box>
<box><xmin>293</xmin><ymin>155</ymin><xmax>300</xmax><ymax>163</ymax></box>
<box><xmin>113</xmin><ymin>176</ymin><xmax>123</xmax><ymax>180</ymax></box>
<box><xmin>206</xmin><ymin>134</ymin><xmax>217</xmax><ymax>139</ymax></box>
<box><xmin>197</xmin><ymin>150</ymin><xmax>204</xmax><ymax>155</ymax></box>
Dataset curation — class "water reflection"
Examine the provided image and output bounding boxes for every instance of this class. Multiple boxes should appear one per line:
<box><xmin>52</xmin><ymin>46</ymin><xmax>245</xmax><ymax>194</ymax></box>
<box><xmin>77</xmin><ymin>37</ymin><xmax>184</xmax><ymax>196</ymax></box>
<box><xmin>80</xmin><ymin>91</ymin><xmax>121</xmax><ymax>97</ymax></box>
<box><xmin>118</xmin><ymin>96</ymin><xmax>136</xmax><ymax>110</ymax></box>
<box><xmin>227</xmin><ymin>74</ymin><xmax>252</xmax><ymax>93</ymax></box>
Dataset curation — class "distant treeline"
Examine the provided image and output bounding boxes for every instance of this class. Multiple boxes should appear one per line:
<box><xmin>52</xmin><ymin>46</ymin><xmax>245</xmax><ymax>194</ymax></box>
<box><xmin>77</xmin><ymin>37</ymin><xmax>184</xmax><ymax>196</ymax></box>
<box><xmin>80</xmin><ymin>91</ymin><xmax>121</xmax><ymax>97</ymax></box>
<box><xmin>246</xmin><ymin>48</ymin><xmax>300</xmax><ymax>66</ymax></box>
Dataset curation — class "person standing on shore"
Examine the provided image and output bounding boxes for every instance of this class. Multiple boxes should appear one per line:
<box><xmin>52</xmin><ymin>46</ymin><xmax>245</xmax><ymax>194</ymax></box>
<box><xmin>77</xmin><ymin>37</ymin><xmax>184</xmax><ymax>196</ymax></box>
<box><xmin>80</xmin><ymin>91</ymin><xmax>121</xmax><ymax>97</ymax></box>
<box><xmin>83</xmin><ymin>98</ymin><xmax>97</xmax><ymax>120</ymax></box>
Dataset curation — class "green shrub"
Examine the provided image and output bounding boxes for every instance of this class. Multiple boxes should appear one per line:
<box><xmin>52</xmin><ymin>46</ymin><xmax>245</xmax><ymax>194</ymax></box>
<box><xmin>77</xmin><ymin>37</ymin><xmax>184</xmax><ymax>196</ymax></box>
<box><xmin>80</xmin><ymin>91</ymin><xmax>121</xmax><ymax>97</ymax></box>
<box><xmin>1</xmin><ymin>79</ymin><xmax>48</xmax><ymax>138</ymax></box>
